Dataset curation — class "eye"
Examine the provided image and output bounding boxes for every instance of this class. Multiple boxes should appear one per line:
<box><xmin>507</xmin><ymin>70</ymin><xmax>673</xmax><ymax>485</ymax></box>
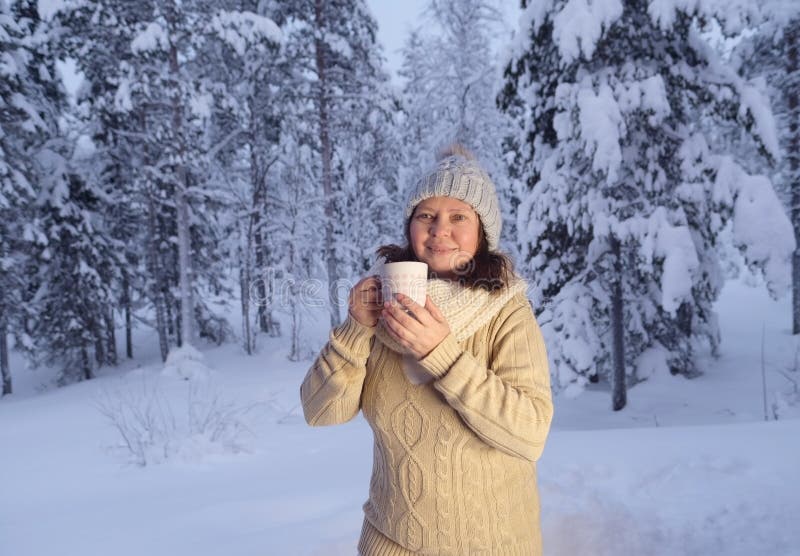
<box><xmin>451</xmin><ymin>213</ymin><xmax>467</xmax><ymax>222</ymax></box>
<box><xmin>415</xmin><ymin>212</ymin><xmax>433</xmax><ymax>220</ymax></box>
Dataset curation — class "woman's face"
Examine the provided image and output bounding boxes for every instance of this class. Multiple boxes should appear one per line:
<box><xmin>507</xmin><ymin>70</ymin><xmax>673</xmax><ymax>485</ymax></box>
<box><xmin>409</xmin><ymin>196</ymin><xmax>480</xmax><ymax>280</ymax></box>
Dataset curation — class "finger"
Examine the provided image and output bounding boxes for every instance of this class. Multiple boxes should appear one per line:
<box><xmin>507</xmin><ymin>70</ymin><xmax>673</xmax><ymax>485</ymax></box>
<box><xmin>383</xmin><ymin>300</ymin><xmax>418</xmax><ymax>330</ymax></box>
<box><xmin>358</xmin><ymin>283</ymin><xmax>379</xmax><ymax>294</ymax></box>
<box><xmin>393</xmin><ymin>293</ymin><xmax>431</xmax><ymax>324</ymax></box>
<box><xmin>425</xmin><ymin>295</ymin><xmax>446</xmax><ymax>323</ymax></box>
<box><xmin>360</xmin><ymin>290</ymin><xmax>380</xmax><ymax>304</ymax></box>
<box><xmin>382</xmin><ymin>310</ymin><xmax>409</xmax><ymax>344</ymax></box>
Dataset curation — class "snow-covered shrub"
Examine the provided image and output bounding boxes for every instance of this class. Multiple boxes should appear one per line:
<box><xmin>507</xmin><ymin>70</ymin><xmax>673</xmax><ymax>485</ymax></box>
<box><xmin>95</xmin><ymin>376</ymin><xmax>256</xmax><ymax>466</ymax></box>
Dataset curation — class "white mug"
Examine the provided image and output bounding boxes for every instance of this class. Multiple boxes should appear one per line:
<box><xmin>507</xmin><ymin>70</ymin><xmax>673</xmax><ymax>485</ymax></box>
<box><xmin>380</xmin><ymin>261</ymin><xmax>428</xmax><ymax>306</ymax></box>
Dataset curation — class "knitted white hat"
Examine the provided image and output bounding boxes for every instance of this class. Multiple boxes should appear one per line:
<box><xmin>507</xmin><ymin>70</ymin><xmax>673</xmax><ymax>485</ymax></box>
<box><xmin>405</xmin><ymin>145</ymin><xmax>502</xmax><ymax>251</ymax></box>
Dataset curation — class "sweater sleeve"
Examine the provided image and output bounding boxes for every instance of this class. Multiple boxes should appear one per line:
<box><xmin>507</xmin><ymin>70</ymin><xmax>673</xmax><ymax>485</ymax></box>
<box><xmin>417</xmin><ymin>294</ymin><xmax>553</xmax><ymax>462</ymax></box>
<box><xmin>300</xmin><ymin>314</ymin><xmax>375</xmax><ymax>426</ymax></box>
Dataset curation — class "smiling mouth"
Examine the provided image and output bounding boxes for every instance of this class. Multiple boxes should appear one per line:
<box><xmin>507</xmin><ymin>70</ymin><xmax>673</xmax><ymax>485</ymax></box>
<box><xmin>427</xmin><ymin>247</ymin><xmax>456</xmax><ymax>255</ymax></box>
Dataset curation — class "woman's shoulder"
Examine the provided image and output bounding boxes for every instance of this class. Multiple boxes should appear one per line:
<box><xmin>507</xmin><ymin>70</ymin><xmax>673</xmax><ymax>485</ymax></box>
<box><xmin>487</xmin><ymin>285</ymin><xmax>536</xmax><ymax>334</ymax></box>
<box><xmin>499</xmin><ymin>290</ymin><xmax>535</xmax><ymax>320</ymax></box>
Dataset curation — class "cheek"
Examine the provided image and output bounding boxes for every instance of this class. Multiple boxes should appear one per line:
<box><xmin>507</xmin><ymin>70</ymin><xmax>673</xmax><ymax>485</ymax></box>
<box><xmin>460</xmin><ymin>224</ymin><xmax>480</xmax><ymax>252</ymax></box>
<box><xmin>409</xmin><ymin>222</ymin><xmax>425</xmax><ymax>244</ymax></box>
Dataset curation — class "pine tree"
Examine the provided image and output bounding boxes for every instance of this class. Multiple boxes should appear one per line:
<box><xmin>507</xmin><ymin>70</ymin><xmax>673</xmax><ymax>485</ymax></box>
<box><xmin>398</xmin><ymin>0</ymin><xmax>517</xmax><ymax>253</ymax></box>
<box><xmin>500</xmin><ymin>0</ymin><xmax>794</xmax><ymax>408</ymax></box>
<box><xmin>3</xmin><ymin>0</ymin><xmax>123</xmax><ymax>382</ymax></box>
<box><xmin>0</xmin><ymin>0</ymin><xmax>39</xmax><ymax>394</ymax></box>
<box><xmin>206</xmin><ymin>0</ymin><xmax>289</xmax><ymax>354</ymax></box>
<box><xmin>105</xmin><ymin>0</ymin><xmax>281</xmax><ymax>355</ymax></box>
<box><xmin>289</xmin><ymin>0</ymin><xmax>399</xmax><ymax>327</ymax></box>
<box><xmin>272</xmin><ymin>131</ymin><xmax>325</xmax><ymax>361</ymax></box>
<box><xmin>60</xmin><ymin>1</ymin><xmax>156</xmax><ymax>363</ymax></box>
<box><xmin>735</xmin><ymin>3</ymin><xmax>800</xmax><ymax>334</ymax></box>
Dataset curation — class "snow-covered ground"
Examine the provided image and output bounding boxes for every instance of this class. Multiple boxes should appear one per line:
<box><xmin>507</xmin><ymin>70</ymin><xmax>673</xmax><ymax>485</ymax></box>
<box><xmin>1</xmin><ymin>279</ymin><xmax>798</xmax><ymax>556</ymax></box>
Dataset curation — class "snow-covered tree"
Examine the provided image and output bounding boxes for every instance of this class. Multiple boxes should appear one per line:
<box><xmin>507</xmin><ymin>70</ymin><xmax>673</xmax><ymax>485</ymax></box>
<box><xmin>735</xmin><ymin>2</ymin><xmax>800</xmax><ymax>334</ymax></box>
<box><xmin>398</xmin><ymin>0</ymin><xmax>515</xmax><ymax>249</ymax></box>
<box><xmin>206</xmin><ymin>1</ymin><xmax>294</xmax><ymax>354</ymax></box>
<box><xmin>0</xmin><ymin>0</ymin><xmax>122</xmax><ymax>383</ymax></box>
<box><xmin>0</xmin><ymin>0</ymin><xmax>39</xmax><ymax>394</ymax></box>
<box><xmin>32</xmin><ymin>171</ymin><xmax>123</xmax><ymax>383</ymax></box>
<box><xmin>110</xmin><ymin>1</ymin><xmax>280</xmax><ymax>354</ymax></box>
<box><xmin>271</xmin><ymin>131</ymin><xmax>325</xmax><ymax>361</ymax></box>
<box><xmin>500</xmin><ymin>0</ymin><xmax>795</xmax><ymax>409</ymax></box>
<box><xmin>287</xmin><ymin>0</ymin><xmax>400</xmax><ymax>327</ymax></box>
<box><xmin>400</xmin><ymin>0</ymin><xmax>505</xmax><ymax>164</ymax></box>
<box><xmin>59</xmin><ymin>1</ymin><xmax>156</xmax><ymax>363</ymax></box>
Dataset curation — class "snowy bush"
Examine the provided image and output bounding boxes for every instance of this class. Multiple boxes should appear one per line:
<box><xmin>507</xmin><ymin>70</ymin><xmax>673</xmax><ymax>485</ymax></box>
<box><xmin>95</xmin><ymin>377</ymin><xmax>256</xmax><ymax>466</ymax></box>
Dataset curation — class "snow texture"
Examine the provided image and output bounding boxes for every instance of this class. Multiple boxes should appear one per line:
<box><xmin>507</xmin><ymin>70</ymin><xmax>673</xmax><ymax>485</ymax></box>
<box><xmin>209</xmin><ymin>10</ymin><xmax>282</xmax><ymax>56</ymax></box>
<box><xmin>553</xmin><ymin>0</ymin><xmax>623</xmax><ymax>62</ymax></box>
<box><xmin>0</xmin><ymin>280</ymin><xmax>798</xmax><ymax>556</ymax></box>
<box><xmin>162</xmin><ymin>345</ymin><xmax>214</xmax><ymax>381</ymax></box>
<box><xmin>653</xmin><ymin>213</ymin><xmax>700</xmax><ymax>315</ymax></box>
<box><xmin>717</xmin><ymin>157</ymin><xmax>795</xmax><ymax>297</ymax></box>
<box><xmin>131</xmin><ymin>22</ymin><xmax>170</xmax><ymax>54</ymax></box>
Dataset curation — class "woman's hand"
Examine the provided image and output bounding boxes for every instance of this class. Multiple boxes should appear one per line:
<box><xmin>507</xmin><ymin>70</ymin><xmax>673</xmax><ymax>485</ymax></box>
<box><xmin>381</xmin><ymin>293</ymin><xmax>450</xmax><ymax>359</ymax></box>
<box><xmin>348</xmin><ymin>275</ymin><xmax>383</xmax><ymax>327</ymax></box>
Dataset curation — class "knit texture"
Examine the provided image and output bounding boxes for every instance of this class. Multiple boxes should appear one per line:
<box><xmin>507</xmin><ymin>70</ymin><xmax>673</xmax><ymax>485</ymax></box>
<box><xmin>374</xmin><ymin>276</ymin><xmax>527</xmax><ymax>354</ymax></box>
<box><xmin>406</xmin><ymin>153</ymin><xmax>502</xmax><ymax>250</ymax></box>
<box><xmin>300</xmin><ymin>284</ymin><xmax>553</xmax><ymax>555</ymax></box>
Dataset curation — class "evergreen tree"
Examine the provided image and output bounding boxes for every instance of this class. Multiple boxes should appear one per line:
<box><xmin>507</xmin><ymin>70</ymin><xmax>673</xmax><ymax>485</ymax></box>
<box><xmin>207</xmin><ymin>0</ymin><xmax>290</xmax><ymax>354</ymax></box>
<box><xmin>289</xmin><ymin>0</ymin><xmax>399</xmax><ymax>327</ymax></box>
<box><xmin>60</xmin><ymin>1</ymin><xmax>155</xmax><ymax>363</ymax></box>
<box><xmin>3</xmin><ymin>0</ymin><xmax>122</xmax><ymax>383</ymax></box>
<box><xmin>272</xmin><ymin>130</ymin><xmax>325</xmax><ymax>361</ymax></box>
<box><xmin>110</xmin><ymin>1</ymin><xmax>280</xmax><ymax>354</ymax></box>
<box><xmin>398</xmin><ymin>0</ymin><xmax>514</xmax><ymax>250</ymax></box>
<box><xmin>500</xmin><ymin>0</ymin><xmax>794</xmax><ymax>408</ymax></box>
<box><xmin>0</xmin><ymin>0</ymin><xmax>39</xmax><ymax>394</ymax></box>
<box><xmin>735</xmin><ymin>3</ymin><xmax>800</xmax><ymax>334</ymax></box>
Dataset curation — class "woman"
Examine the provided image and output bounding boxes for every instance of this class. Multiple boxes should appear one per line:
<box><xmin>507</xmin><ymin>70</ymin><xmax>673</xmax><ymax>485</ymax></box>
<box><xmin>300</xmin><ymin>145</ymin><xmax>553</xmax><ymax>555</ymax></box>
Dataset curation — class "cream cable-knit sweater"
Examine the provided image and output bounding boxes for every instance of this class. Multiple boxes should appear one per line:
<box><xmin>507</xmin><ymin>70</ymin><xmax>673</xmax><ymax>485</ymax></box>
<box><xmin>300</xmin><ymin>285</ymin><xmax>553</xmax><ymax>555</ymax></box>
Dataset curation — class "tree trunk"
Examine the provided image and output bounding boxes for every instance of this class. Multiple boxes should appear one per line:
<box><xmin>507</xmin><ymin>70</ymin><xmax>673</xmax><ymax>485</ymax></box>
<box><xmin>314</xmin><ymin>0</ymin><xmax>342</xmax><ymax>328</ymax></box>
<box><xmin>1</xmin><ymin>318</ymin><xmax>11</xmax><ymax>396</ymax></box>
<box><xmin>240</xmin><ymin>237</ymin><xmax>253</xmax><ymax>355</ymax></box>
<box><xmin>250</xmin><ymin>145</ymin><xmax>270</xmax><ymax>335</ymax></box>
<box><xmin>81</xmin><ymin>343</ymin><xmax>94</xmax><ymax>381</ymax></box>
<box><xmin>147</xmin><ymin>197</ymin><xmax>170</xmax><ymax>362</ymax></box>
<box><xmin>290</xmin><ymin>300</ymin><xmax>301</xmax><ymax>362</ymax></box>
<box><xmin>122</xmin><ymin>273</ymin><xmax>133</xmax><ymax>359</ymax></box>
<box><xmin>92</xmin><ymin>316</ymin><xmax>105</xmax><ymax>367</ymax></box>
<box><xmin>105</xmin><ymin>307</ymin><xmax>117</xmax><ymax>366</ymax></box>
<box><xmin>289</xmin><ymin>221</ymin><xmax>301</xmax><ymax>361</ymax></box>
<box><xmin>610</xmin><ymin>236</ymin><xmax>627</xmax><ymax>411</ymax></box>
<box><xmin>174</xmin><ymin>298</ymin><xmax>183</xmax><ymax>348</ymax></box>
<box><xmin>169</xmin><ymin>40</ymin><xmax>194</xmax><ymax>348</ymax></box>
<box><xmin>788</xmin><ymin>22</ymin><xmax>800</xmax><ymax>335</ymax></box>
<box><xmin>155</xmin><ymin>294</ymin><xmax>169</xmax><ymax>362</ymax></box>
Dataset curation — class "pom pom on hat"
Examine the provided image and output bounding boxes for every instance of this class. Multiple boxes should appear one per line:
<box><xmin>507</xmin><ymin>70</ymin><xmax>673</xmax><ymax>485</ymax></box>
<box><xmin>405</xmin><ymin>144</ymin><xmax>502</xmax><ymax>251</ymax></box>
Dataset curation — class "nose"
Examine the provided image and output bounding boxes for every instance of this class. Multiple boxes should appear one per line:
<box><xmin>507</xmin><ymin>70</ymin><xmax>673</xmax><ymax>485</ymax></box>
<box><xmin>430</xmin><ymin>218</ymin><xmax>451</xmax><ymax>236</ymax></box>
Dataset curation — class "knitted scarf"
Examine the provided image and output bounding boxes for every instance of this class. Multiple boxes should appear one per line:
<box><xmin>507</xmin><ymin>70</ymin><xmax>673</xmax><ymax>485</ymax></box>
<box><xmin>374</xmin><ymin>275</ymin><xmax>529</xmax><ymax>384</ymax></box>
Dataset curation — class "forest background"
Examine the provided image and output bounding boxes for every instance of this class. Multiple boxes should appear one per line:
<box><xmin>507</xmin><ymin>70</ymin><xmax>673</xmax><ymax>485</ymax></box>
<box><xmin>1</xmin><ymin>0</ymin><xmax>799</xmax><ymax>407</ymax></box>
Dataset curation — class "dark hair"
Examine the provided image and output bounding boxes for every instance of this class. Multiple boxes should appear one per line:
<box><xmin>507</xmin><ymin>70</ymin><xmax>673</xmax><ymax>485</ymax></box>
<box><xmin>375</xmin><ymin>212</ymin><xmax>514</xmax><ymax>292</ymax></box>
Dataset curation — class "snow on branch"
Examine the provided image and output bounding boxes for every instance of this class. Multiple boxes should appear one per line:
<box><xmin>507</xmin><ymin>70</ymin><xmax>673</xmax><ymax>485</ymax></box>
<box><xmin>553</xmin><ymin>0</ymin><xmax>623</xmax><ymax>63</ymax></box>
<box><xmin>209</xmin><ymin>10</ymin><xmax>281</xmax><ymax>57</ymax></box>
<box><xmin>648</xmin><ymin>0</ymin><xmax>757</xmax><ymax>35</ymax></box>
<box><xmin>576</xmin><ymin>80</ymin><xmax>624</xmax><ymax>182</ymax></box>
<box><xmin>36</xmin><ymin>0</ymin><xmax>77</xmax><ymax>21</ymax></box>
<box><xmin>323</xmin><ymin>31</ymin><xmax>353</xmax><ymax>59</ymax></box>
<box><xmin>649</xmin><ymin>208</ymin><xmax>700</xmax><ymax>315</ymax></box>
<box><xmin>737</xmin><ymin>77</ymin><xmax>781</xmax><ymax>161</ymax></box>
<box><xmin>131</xmin><ymin>22</ymin><xmax>170</xmax><ymax>54</ymax></box>
<box><xmin>716</xmin><ymin>157</ymin><xmax>795</xmax><ymax>298</ymax></box>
